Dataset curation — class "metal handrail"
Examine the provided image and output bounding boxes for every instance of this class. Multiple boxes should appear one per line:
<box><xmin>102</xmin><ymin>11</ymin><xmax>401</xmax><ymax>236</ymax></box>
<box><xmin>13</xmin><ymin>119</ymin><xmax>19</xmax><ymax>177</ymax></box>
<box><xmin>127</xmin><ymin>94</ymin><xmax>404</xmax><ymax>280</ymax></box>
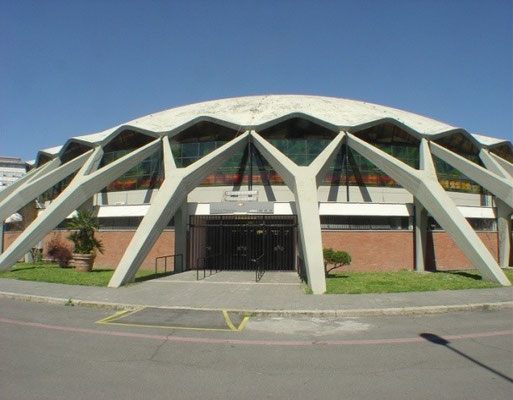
<box><xmin>155</xmin><ymin>254</ymin><xmax>183</xmax><ymax>276</ymax></box>
<box><xmin>252</xmin><ymin>253</ymin><xmax>265</xmax><ymax>282</ymax></box>
<box><xmin>196</xmin><ymin>253</ymin><xmax>221</xmax><ymax>280</ymax></box>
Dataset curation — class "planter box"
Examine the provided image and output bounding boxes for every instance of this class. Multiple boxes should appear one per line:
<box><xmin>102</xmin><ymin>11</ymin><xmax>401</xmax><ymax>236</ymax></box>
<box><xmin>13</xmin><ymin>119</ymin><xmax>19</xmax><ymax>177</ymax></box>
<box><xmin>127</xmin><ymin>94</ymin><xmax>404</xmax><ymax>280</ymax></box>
<box><xmin>70</xmin><ymin>253</ymin><xmax>95</xmax><ymax>272</ymax></box>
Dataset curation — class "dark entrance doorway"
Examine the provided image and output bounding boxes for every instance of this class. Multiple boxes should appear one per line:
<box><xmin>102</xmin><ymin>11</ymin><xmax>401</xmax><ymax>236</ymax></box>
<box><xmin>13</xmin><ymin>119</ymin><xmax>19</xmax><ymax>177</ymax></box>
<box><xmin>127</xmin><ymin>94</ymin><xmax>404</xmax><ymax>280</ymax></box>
<box><xmin>189</xmin><ymin>215</ymin><xmax>297</xmax><ymax>271</ymax></box>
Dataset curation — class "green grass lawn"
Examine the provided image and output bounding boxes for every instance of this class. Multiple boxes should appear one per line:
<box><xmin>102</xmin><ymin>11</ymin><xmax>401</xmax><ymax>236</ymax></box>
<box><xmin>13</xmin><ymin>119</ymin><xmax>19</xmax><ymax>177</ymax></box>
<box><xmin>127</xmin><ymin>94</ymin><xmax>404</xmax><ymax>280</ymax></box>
<box><xmin>2</xmin><ymin>263</ymin><xmax>512</xmax><ymax>293</ymax></box>
<box><xmin>323</xmin><ymin>269</ymin><xmax>513</xmax><ymax>294</ymax></box>
<box><xmin>0</xmin><ymin>262</ymin><xmax>157</xmax><ymax>287</ymax></box>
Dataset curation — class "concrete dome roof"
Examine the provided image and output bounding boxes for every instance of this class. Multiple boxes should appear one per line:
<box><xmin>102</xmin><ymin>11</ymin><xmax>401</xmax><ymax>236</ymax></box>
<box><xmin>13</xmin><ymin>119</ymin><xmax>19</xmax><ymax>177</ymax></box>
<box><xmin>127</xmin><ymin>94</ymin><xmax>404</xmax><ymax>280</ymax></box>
<box><xmin>38</xmin><ymin>95</ymin><xmax>511</xmax><ymax>161</ymax></box>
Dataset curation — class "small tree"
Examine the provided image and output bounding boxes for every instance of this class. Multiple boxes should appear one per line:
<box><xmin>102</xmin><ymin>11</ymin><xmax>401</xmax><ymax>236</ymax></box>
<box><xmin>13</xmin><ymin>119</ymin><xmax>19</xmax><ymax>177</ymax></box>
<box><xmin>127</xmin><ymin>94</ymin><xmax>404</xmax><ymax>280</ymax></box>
<box><xmin>323</xmin><ymin>248</ymin><xmax>351</xmax><ymax>276</ymax></box>
<box><xmin>67</xmin><ymin>210</ymin><xmax>104</xmax><ymax>255</ymax></box>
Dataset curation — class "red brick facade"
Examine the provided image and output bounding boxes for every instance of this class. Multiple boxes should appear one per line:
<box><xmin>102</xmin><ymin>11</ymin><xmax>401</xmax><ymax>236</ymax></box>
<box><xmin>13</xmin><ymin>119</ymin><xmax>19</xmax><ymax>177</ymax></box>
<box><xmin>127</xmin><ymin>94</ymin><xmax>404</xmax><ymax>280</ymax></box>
<box><xmin>425</xmin><ymin>231</ymin><xmax>499</xmax><ymax>270</ymax></box>
<box><xmin>321</xmin><ymin>230</ymin><xmax>500</xmax><ymax>272</ymax></box>
<box><xmin>2</xmin><ymin>229</ymin><xmax>503</xmax><ymax>272</ymax></box>
<box><xmin>3</xmin><ymin>230</ymin><xmax>175</xmax><ymax>270</ymax></box>
<box><xmin>322</xmin><ymin>231</ymin><xmax>415</xmax><ymax>271</ymax></box>
<box><xmin>93</xmin><ymin>231</ymin><xmax>175</xmax><ymax>270</ymax></box>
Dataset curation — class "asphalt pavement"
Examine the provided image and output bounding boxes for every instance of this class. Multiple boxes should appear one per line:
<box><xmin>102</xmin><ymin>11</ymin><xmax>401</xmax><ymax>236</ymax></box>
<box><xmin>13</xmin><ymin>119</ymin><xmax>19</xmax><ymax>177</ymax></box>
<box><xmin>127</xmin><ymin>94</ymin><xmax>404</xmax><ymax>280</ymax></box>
<box><xmin>1</xmin><ymin>298</ymin><xmax>512</xmax><ymax>400</ymax></box>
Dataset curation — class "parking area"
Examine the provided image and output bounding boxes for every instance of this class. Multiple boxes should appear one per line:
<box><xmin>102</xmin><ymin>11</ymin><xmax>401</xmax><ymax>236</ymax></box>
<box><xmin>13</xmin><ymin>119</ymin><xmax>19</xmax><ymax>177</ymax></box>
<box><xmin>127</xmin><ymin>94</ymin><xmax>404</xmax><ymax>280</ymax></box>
<box><xmin>96</xmin><ymin>307</ymin><xmax>249</xmax><ymax>332</ymax></box>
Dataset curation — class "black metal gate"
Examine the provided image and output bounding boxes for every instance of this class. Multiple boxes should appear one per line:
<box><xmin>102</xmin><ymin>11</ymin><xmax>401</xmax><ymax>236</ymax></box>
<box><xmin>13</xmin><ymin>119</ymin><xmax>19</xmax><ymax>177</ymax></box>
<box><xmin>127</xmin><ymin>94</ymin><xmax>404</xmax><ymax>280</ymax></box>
<box><xmin>189</xmin><ymin>215</ymin><xmax>297</xmax><ymax>271</ymax></box>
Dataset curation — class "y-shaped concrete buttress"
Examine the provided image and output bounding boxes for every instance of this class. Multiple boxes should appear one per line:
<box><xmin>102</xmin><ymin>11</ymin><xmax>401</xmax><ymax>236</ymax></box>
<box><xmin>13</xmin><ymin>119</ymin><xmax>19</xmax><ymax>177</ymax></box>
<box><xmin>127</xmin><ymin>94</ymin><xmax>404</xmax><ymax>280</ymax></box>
<box><xmin>479</xmin><ymin>149</ymin><xmax>512</xmax><ymax>179</ymax></box>
<box><xmin>429</xmin><ymin>144</ymin><xmax>513</xmax><ymax>267</ymax></box>
<box><xmin>0</xmin><ymin>158</ymin><xmax>61</xmax><ymax>204</ymax></box>
<box><xmin>478</xmin><ymin>149</ymin><xmax>513</xmax><ymax>267</ymax></box>
<box><xmin>251</xmin><ymin>131</ymin><xmax>345</xmax><ymax>294</ymax></box>
<box><xmin>488</xmin><ymin>152</ymin><xmax>513</xmax><ymax>178</ymax></box>
<box><xmin>347</xmin><ymin>134</ymin><xmax>510</xmax><ymax>285</ymax></box>
<box><xmin>430</xmin><ymin>142</ymin><xmax>513</xmax><ymax>209</ymax></box>
<box><xmin>413</xmin><ymin>140</ymin><xmax>436</xmax><ymax>272</ymax></box>
<box><xmin>0</xmin><ymin>152</ymin><xmax>92</xmax><ymax>223</ymax></box>
<box><xmin>108</xmin><ymin>133</ymin><xmax>250</xmax><ymax>287</ymax></box>
<box><xmin>495</xmin><ymin>198</ymin><xmax>512</xmax><ymax>267</ymax></box>
<box><xmin>0</xmin><ymin>139</ymin><xmax>161</xmax><ymax>271</ymax></box>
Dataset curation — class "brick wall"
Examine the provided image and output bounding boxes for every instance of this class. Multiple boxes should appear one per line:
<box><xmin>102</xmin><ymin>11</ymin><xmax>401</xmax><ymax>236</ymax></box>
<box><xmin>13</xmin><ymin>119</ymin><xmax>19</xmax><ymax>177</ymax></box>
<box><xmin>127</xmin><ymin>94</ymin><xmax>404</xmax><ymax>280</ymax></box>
<box><xmin>2</xmin><ymin>230</ymin><xmax>176</xmax><ymax>270</ymax></box>
<box><xmin>3</xmin><ymin>231</ymin><xmax>19</xmax><ymax>253</ymax></box>
<box><xmin>322</xmin><ymin>231</ymin><xmax>414</xmax><ymax>272</ymax></box>
<box><xmin>91</xmin><ymin>231</ymin><xmax>175</xmax><ymax>270</ymax></box>
<box><xmin>321</xmin><ymin>230</ymin><xmax>500</xmax><ymax>272</ymax></box>
<box><xmin>425</xmin><ymin>231</ymin><xmax>499</xmax><ymax>271</ymax></box>
<box><xmin>2</xmin><ymin>228</ymin><xmax>503</xmax><ymax>272</ymax></box>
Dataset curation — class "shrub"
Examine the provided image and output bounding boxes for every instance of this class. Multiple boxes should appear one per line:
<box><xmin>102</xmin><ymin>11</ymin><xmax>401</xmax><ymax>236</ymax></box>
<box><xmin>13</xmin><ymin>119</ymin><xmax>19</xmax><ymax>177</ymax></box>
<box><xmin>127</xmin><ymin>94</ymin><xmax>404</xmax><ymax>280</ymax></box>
<box><xmin>323</xmin><ymin>248</ymin><xmax>351</xmax><ymax>276</ymax></box>
<box><xmin>45</xmin><ymin>234</ymin><xmax>73</xmax><ymax>267</ymax></box>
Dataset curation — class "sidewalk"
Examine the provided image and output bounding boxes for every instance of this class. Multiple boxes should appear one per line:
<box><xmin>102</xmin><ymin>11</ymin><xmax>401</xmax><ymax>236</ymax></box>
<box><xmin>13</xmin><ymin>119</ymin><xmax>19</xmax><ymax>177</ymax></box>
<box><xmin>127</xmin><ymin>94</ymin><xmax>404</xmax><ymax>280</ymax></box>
<box><xmin>0</xmin><ymin>271</ymin><xmax>512</xmax><ymax>316</ymax></box>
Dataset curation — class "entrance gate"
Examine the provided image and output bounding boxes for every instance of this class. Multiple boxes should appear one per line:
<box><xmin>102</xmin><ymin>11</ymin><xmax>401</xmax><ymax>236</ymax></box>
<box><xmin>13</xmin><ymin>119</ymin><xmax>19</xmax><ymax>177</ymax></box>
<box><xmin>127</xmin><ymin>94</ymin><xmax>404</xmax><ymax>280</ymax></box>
<box><xmin>189</xmin><ymin>215</ymin><xmax>297</xmax><ymax>271</ymax></box>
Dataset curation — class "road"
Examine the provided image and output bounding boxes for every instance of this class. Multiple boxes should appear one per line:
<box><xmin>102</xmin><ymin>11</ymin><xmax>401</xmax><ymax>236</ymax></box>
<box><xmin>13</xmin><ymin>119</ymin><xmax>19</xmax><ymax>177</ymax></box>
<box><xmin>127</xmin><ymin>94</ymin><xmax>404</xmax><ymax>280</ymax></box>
<box><xmin>0</xmin><ymin>298</ymin><xmax>512</xmax><ymax>399</ymax></box>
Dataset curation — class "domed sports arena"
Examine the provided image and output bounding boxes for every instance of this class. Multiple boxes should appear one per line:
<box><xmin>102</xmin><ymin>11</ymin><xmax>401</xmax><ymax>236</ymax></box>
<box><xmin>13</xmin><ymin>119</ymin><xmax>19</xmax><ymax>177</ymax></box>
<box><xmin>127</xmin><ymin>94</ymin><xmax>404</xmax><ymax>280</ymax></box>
<box><xmin>1</xmin><ymin>95</ymin><xmax>512</xmax><ymax>293</ymax></box>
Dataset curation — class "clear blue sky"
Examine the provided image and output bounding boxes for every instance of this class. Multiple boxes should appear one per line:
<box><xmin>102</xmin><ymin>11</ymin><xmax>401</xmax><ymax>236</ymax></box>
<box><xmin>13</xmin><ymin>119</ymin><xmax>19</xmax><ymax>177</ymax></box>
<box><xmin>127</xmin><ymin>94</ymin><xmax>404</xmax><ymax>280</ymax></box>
<box><xmin>1</xmin><ymin>0</ymin><xmax>512</xmax><ymax>161</ymax></box>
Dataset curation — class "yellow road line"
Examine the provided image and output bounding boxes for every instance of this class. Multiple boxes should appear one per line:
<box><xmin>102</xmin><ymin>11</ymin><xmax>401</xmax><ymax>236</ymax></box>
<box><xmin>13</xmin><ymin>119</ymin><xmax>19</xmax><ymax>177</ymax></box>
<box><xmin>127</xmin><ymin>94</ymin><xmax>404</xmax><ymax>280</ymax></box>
<box><xmin>95</xmin><ymin>309</ymin><xmax>132</xmax><ymax>324</ymax></box>
<box><xmin>222</xmin><ymin>310</ymin><xmax>238</xmax><ymax>331</ymax></box>
<box><xmin>237</xmin><ymin>316</ymin><xmax>250</xmax><ymax>331</ymax></box>
<box><xmin>95</xmin><ymin>307</ymin><xmax>145</xmax><ymax>325</ymax></box>
<box><xmin>223</xmin><ymin>311</ymin><xmax>250</xmax><ymax>331</ymax></box>
<box><xmin>96</xmin><ymin>321</ymin><xmax>237</xmax><ymax>332</ymax></box>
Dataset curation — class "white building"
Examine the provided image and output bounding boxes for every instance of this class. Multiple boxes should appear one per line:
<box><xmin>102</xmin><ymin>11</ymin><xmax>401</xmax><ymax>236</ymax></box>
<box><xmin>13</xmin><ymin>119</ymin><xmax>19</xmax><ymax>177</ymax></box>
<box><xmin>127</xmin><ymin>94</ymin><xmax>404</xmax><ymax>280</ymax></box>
<box><xmin>0</xmin><ymin>95</ymin><xmax>511</xmax><ymax>293</ymax></box>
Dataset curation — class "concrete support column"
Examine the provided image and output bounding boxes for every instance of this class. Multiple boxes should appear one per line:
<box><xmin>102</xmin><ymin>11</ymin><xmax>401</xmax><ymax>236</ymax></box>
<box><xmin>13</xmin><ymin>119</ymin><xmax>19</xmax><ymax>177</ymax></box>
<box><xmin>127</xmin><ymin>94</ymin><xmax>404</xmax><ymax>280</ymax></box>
<box><xmin>294</xmin><ymin>171</ymin><xmax>326</xmax><ymax>294</ymax></box>
<box><xmin>109</xmin><ymin>177</ymin><xmax>188</xmax><ymax>285</ymax></box>
<box><xmin>487</xmin><ymin>151</ymin><xmax>513</xmax><ymax>178</ymax></box>
<box><xmin>431</xmin><ymin>142</ymin><xmax>513</xmax><ymax>209</ymax></box>
<box><xmin>414</xmin><ymin>137</ymin><xmax>433</xmax><ymax>273</ymax></box>
<box><xmin>479</xmin><ymin>148</ymin><xmax>511</xmax><ymax>178</ymax></box>
<box><xmin>347</xmin><ymin>133</ymin><xmax>510</xmax><ymax>286</ymax></box>
<box><xmin>250</xmin><ymin>131</ymin><xmax>345</xmax><ymax>293</ymax></box>
<box><xmin>0</xmin><ymin>140</ymin><xmax>161</xmax><ymax>271</ymax></box>
<box><xmin>414</xmin><ymin>198</ymin><xmax>428</xmax><ymax>272</ymax></box>
<box><xmin>0</xmin><ymin>151</ymin><xmax>92</xmax><ymax>224</ymax></box>
<box><xmin>0</xmin><ymin>158</ymin><xmax>61</xmax><ymax>204</ymax></box>
<box><xmin>108</xmin><ymin>133</ymin><xmax>249</xmax><ymax>287</ymax></box>
<box><xmin>496</xmin><ymin>199</ymin><xmax>512</xmax><ymax>267</ymax></box>
<box><xmin>174</xmin><ymin>200</ymin><xmax>188</xmax><ymax>272</ymax></box>
<box><xmin>0</xmin><ymin>223</ymin><xmax>3</xmax><ymax>254</ymax></box>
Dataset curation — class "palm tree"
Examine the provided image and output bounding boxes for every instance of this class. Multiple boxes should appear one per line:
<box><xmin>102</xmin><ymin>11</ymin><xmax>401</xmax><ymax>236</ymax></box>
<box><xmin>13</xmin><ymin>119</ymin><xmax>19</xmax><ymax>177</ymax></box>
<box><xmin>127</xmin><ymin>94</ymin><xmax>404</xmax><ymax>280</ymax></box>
<box><xmin>67</xmin><ymin>209</ymin><xmax>103</xmax><ymax>255</ymax></box>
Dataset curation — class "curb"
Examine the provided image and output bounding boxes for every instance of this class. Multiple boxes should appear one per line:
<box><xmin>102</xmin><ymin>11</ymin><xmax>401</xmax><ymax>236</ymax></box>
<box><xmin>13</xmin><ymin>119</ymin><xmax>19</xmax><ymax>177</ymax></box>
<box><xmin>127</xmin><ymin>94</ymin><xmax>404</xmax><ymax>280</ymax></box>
<box><xmin>0</xmin><ymin>291</ymin><xmax>133</xmax><ymax>310</ymax></box>
<box><xmin>1</xmin><ymin>290</ymin><xmax>512</xmax><ymax>317</ymax></box>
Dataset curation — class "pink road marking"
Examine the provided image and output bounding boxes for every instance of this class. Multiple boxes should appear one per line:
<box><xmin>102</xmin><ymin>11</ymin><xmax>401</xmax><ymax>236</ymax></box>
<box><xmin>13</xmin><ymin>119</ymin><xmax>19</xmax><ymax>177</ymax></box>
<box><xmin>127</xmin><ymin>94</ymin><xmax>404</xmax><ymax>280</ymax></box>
<box><xmin>0</xmin><ymin>317</ymin><xmax>512</xmax><ymax>347</ymax></box>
